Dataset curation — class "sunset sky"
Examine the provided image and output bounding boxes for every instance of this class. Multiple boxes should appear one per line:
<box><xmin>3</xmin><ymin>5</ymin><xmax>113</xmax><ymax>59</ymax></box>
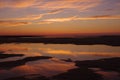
<box><xmin>0</xmin><ymin>0</ymin><xmax>120</xmax><ymax>36</ymax></box>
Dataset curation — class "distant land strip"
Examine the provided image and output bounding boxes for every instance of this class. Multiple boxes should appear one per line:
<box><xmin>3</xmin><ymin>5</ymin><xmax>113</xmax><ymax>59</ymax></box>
<box><xmin>0</xmin><ymin>35</ymin><xmax>120</xmax><ymax>46</ymax></box>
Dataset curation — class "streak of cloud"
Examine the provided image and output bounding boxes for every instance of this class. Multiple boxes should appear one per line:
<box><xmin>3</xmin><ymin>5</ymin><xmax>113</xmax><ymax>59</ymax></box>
<box><xmin>36</xmin><ymin>0</ymin><xmax>101</xmax><ymax>11</ymax></box>
<box><xmin>0</xmin><ymin>0</ymin><xmax>101</xmax><ymax>11</ymax></box>
<box><xmin>38</xmin><ymin>15</ymin><xmax>120</xmax><ymax>24</ymax></box>
<box><xmin>0</xmin><ymin>21</ymin><xmax>30</xmax><ymax>26</ymax></box>
<box><xmin>0</xmin><ymin>0</ymin><xmax>36</xmax><ymax>8</ymax></box>
<box><xmin>1</xmin><ymin>9</ymin><xmax>63</xmax><ymax>21</ymax></box>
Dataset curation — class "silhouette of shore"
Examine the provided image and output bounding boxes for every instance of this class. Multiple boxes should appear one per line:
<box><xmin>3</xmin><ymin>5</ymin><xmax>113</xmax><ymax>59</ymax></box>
<box><xmin>75</xmin><ymin>57</ymin><xmax>120</xmax><ymax>72</ymax></box>
<box><xmin>0</xmin><ymin>35</ymin><xmax>120</xmax><ymax>46</ymax></box>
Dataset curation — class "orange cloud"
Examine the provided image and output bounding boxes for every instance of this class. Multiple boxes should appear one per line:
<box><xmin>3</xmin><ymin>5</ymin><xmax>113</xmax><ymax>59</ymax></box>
<box><xmin>38</xmin><ymin>21</ymin><xmax>53</xmax><ymax>24</ymax></box>
<box><xmin>90</xmin><ymin>15</ymin><xmax>120</xmax><ymax>19</ymax></box>
<box><xmin>0</xmin><ymin>0</ymin><xmax>36</xmax><ymax>8</ymax></box>
<box><xmin>47</xmin><ymin>9</ymin><xmax>63</xmax><ymax>14</ymax></box>
<box><xmin>37</xmin><ymin>0</ymin><xmax>101</xmax><ymax>11</ymax></box>
<box><xmin>38</xmin><ymin>15</ymin><xmax>120</xmax><ymax>24</ymax></box>
<box><xmin>43</xmin><ymin>16</ymin><xmax>77</xmax><ymax>22</ymax></box>
<box><xmin>1</xmin><ymin>9</ymin><xmax>63</xmax><ymax>21</ymax></box>
<box><xmin>0</xmin><ymin>0</ymin><xmax>101</xmax><ymax>11</ymax></box>
<box><xmin>38</xmin><ymin>16</ymin><xmax>77</xmax><ymax>24</ymax></box>
<box><xmin>0</xmin><ymin>21</ymin><xmax>30</xmax><ymax>26</ymax></box>
<box><xmin>7</xmin><ymin>14</ymin><xmax>43</xmax><ymax>21</ymax></box>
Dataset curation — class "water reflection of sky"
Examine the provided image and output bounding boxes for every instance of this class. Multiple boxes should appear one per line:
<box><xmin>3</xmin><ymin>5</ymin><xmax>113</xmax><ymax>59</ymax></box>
<box><xmin>0</xmin><ymin>43</ymin><xmax>120</xmax><ymax>80</ymax></box>
<box><xmin>0</xmin><ymin>43</ymin><xmax>120</xmax><ymax>61</ymax></box>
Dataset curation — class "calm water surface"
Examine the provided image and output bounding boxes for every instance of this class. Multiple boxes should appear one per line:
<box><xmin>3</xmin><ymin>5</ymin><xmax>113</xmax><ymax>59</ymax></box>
<box><xmin>0</xmin><ymin>43</ymin><xmax>120</xmax><ymax>80</ymax></box>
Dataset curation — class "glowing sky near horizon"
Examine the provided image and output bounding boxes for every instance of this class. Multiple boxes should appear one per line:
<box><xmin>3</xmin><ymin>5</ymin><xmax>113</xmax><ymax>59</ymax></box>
<box><xmin>0</xmin><ymin>0</ymin><xmax>120</xmax><ymax>36</ymax></box>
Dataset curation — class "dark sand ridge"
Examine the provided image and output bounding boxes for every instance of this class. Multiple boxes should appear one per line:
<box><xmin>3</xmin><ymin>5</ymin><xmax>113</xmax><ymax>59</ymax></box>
<box><xmin>0</xmin><ymin>52</ymin><xmax>24</xmax><ymax>59</ymax></box>
<box><xmin>0</xmin><ymin>56</ymin><xmax>52</xmax><ymax>70</ymax></box>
